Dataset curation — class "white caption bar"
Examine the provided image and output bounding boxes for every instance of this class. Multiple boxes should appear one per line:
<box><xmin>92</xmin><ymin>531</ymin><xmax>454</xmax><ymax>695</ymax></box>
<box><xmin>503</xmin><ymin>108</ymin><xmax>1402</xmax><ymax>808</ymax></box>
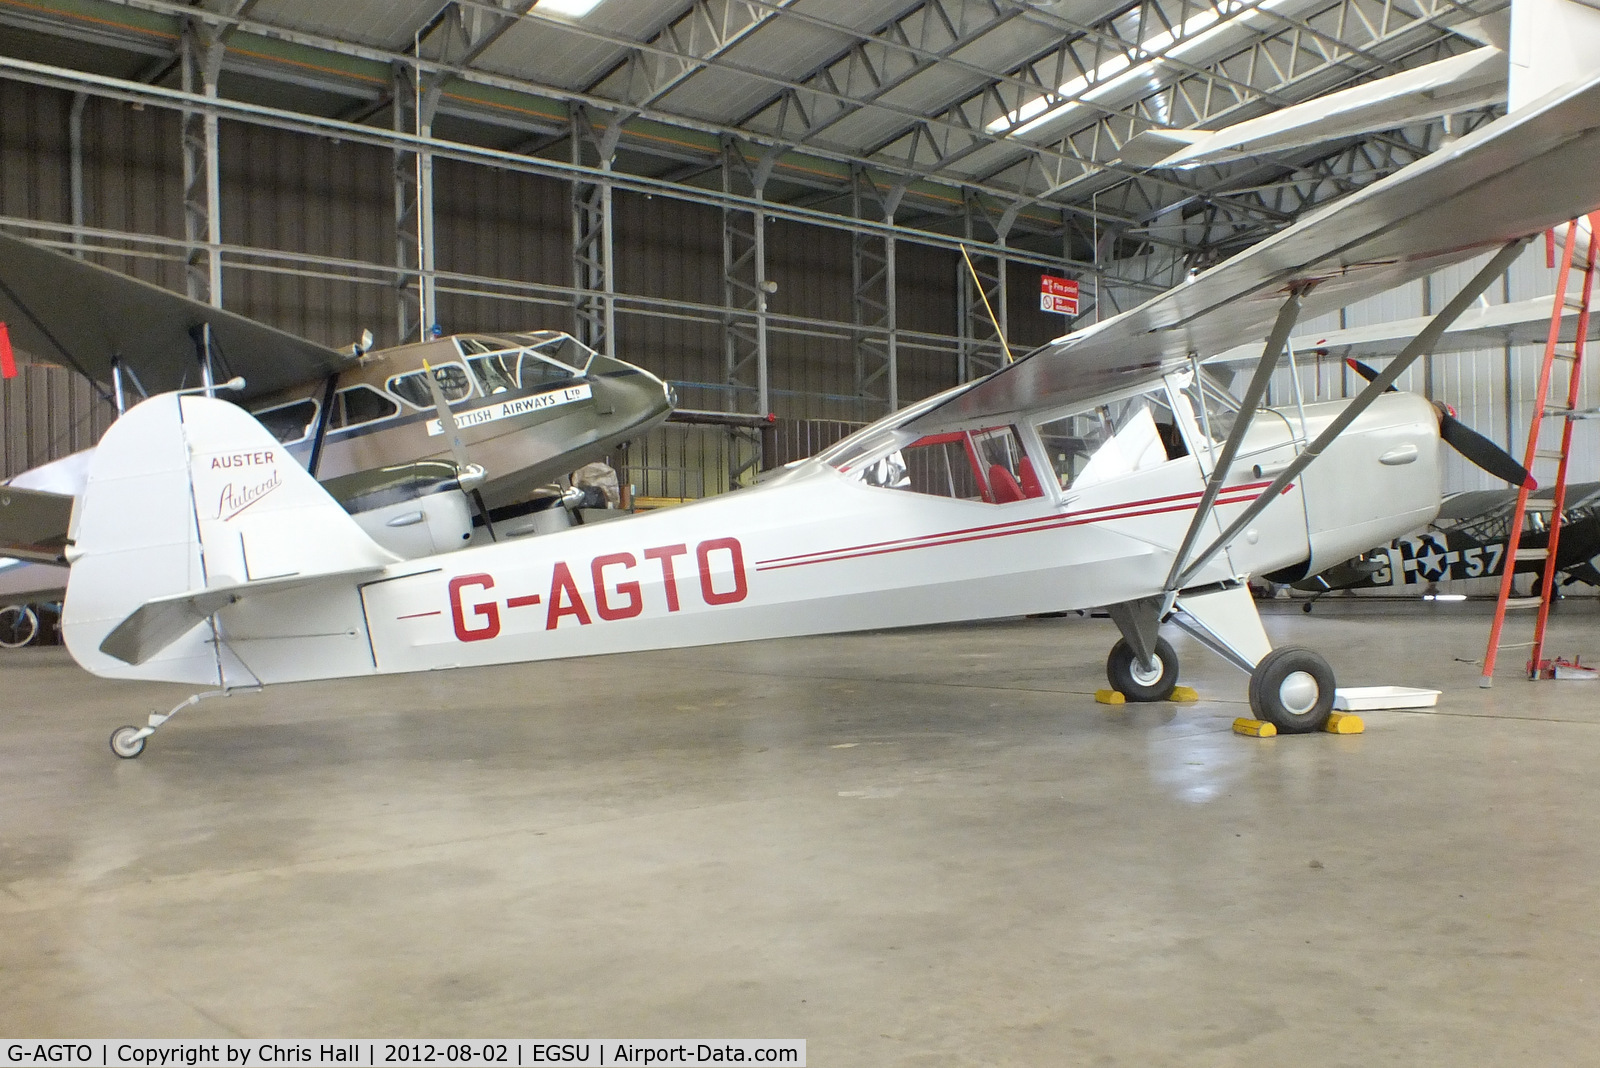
<box><xmin>2</xmin><ymin>1041</ymin><xmax>804</xmax><ymax>1068</ymax></box>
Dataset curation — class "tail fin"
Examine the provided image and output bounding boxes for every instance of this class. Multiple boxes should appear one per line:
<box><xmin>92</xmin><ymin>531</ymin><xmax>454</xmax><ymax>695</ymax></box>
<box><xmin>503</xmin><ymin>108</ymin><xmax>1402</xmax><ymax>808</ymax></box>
<box><xmin>62</xmin><ymin>393</ymin><xmax>396</xmax><ymax>683</ymax></box>
<box><xmin>1509</xmin><ymin>0</ymin><xmax>1600</xmax><ymax>112</ymax></box>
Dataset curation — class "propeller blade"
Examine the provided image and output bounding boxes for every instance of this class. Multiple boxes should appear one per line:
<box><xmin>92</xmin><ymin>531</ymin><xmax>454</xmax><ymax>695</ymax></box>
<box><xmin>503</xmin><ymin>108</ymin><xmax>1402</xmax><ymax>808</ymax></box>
<box><xmin>1439</xmin><ymin>413</ymin><xmax>1536</xmax><ymax>489</ymax></box>
<box><xmin>421</xmin><ymin>360</ymin><xmax>473</xmax><ymax>472</ymax></box>
<box><xmin>1345</xmin><ymin>357</ymin><xmax>1391</xmax><ymax>388</ymax></box>
<box><xmin>422</xmin><ymin>360</ymin><xmax>497</xmax><ymax>541</ymax></box>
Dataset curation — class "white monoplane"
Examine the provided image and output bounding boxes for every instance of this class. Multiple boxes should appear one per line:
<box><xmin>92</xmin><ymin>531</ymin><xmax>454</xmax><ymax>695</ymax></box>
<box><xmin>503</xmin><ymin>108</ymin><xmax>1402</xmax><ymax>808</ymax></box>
<box><xmin>58</xmin><ymin>65</ymin><xmax>1600</xmax><ymax>757</ymax></box>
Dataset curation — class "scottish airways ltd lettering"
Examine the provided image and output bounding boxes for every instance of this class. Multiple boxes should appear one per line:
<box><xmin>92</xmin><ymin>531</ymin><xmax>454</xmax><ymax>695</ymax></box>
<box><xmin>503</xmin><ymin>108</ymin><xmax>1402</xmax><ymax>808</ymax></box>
<box><xmin>448</xmin><ymin>537</ymin><xmax>749</xmax><ymax>642</ymax></box>
<box><xmin>426</xmin><ymin>384</ymin><xmax>592</xmax><ymax>436</ymax></box>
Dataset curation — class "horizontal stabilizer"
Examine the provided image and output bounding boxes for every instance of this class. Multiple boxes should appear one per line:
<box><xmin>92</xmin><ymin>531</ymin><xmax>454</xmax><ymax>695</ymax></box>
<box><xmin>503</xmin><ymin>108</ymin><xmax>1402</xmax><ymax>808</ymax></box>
<box><xmin>63</xmin><ymin>392</ymin><xmax>398</xmax><ymax>683</ymax></box>
<box><xmin>99</xmin><ymin>566</ymin><xmax>384</xmax><ymax>665</ymax></box>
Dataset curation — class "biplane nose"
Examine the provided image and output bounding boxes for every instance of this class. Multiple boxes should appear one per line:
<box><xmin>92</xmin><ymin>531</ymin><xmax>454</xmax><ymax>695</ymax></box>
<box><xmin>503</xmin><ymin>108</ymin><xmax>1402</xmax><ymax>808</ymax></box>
<box><xmin>1293</xmin><ymin>390</ymin><xmax>1443</xmax><ymax>575</ymax></box>
<box><xmin>584</xmin><ymin>352</ymin><xmax>675</xmax><ymax>432</ymax></box>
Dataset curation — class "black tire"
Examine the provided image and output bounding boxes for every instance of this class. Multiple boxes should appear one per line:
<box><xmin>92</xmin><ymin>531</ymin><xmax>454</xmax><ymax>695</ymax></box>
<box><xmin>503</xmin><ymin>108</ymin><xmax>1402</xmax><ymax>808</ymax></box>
<box><xmin>1248</xmin><ymin>647</ymin><xmax>1335</xmax><ymax>734</ymax></box>
<box><xmin>110</xmin><ymin>726</ymin><xmax>147</xmax><ymax>759</ymax></box>
<box><xmin>1106</xmin><ymin>636</ymin><xmax>1180</xmax><ymax>702</ymax></box>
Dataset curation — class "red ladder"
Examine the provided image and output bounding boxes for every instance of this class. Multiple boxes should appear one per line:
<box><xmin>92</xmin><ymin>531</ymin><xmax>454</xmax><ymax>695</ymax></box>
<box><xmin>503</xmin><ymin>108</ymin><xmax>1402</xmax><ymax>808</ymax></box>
<box><xmin>1481</xmin><ymin>214</ymin><xmax>1598</xmax><ymax>686</ymax></box>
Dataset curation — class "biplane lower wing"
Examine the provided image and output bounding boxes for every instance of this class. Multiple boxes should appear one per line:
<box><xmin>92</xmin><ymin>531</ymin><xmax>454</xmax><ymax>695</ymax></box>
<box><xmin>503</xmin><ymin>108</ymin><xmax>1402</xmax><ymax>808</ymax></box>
<box><xmin>913</xmin><ymin>71</ymin><xmax>1600</xmax><ymax>431</ymax></box>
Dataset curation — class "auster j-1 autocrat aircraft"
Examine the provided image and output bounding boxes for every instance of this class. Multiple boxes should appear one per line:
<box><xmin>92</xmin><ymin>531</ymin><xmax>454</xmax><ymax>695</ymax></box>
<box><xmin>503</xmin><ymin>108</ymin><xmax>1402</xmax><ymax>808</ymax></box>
<box><xmin>56</xmin><ymin>64</ymin><xmax>1600</xmax><ymax>758</ymax></box>
<box><xmin>0</xmin><ymin>225</ymin><xmax>675</xmax><ymax>568</ymax></box>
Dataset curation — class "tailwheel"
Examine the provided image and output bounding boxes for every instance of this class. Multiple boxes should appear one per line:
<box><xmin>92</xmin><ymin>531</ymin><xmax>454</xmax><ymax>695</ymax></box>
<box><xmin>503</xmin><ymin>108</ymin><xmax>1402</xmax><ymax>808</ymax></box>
<box><xmin>1249</xmin><ymin>647</ymin><xmax>1335</xmax><ymax>733</ymax></box>
<box><xmin>110</xmin><ymin>726</ymin><xmax>148</xmax><ymax>759</ymax></box>
<box><xmin>1106</xmin><ymin>637</ymin><xmax>1180</xmax><ymax>702</ymax></box>
<box><xmin>0</xmin><ymin>604</ymin><xmax>38</xmax><ymax>649</ymax></box>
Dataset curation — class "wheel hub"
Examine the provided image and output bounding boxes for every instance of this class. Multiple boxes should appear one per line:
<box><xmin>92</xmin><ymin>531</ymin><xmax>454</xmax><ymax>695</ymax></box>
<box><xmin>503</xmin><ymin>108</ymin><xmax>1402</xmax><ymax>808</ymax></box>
<box><xmin>1130</xmin><ymin>656</ymin><xmax>1164</xmax><ymax>687</ymax></box>
<box><xmin>1278</xmin><ymin>670</ymin><xmax>1320</xmax><ymax>715</ymax></box>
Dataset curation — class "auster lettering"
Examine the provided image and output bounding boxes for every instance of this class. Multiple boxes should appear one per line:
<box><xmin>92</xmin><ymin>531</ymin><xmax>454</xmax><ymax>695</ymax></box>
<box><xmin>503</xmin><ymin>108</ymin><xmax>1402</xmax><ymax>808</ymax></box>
<box><xmin>545</xmin><ymin>562</ymin><xmax>593</xmax><ymax>628</ymax></box>
<box><xmin>697</xmin><ymin>537</ymin><xmax>749</xmax><ymax>605</ymax></box>
<box><xmin>592</xmin><ymin>552</ymin><xmax>643</xmax><ymax>620</ymax></box>
<box><xmin>209</xmin><ymin>450</ymin><xmax>275</xmax><ymax>469</ymax></box>
<box><xmin>449</xmin><ymin>573</ymin><xmax>500</xmax><ymax>641</ymax></box>
<box><xmin>643</xmin><ymin>543</ymin><xmax>690</xmax><ymax>612</ymax></box>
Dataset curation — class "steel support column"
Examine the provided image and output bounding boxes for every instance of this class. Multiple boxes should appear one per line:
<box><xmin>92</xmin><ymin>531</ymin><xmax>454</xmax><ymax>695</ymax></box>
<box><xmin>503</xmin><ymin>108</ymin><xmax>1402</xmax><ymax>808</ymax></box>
<box><xmin>69</xmin><ymin>92</ymin><xmax>86</xmax><ymax>259</ymax></box>
<box><xmin>572</xmin><ymin>107</ymin><xmax>622</xmax><ymax>359</ymax></box>
<box><xmin>393</xmin><ymin>60</ymin><xmax>442</xmax><ymax>344</ymax></box>
<box><xmin>721</xmin><ymin>138</ymin><xmax>779</xmax><ymax>486</ymax></box>
<box><xmin>956</xmin><ymin>192</ymin><xmax>1015</xmax><ymax>381</ymax></box>
<box><xmin>852</xmin><ymin>168</ymin><xmax>904</xmax><ymax>418</ymax></box>
<box><xmin>180</xmin><ymin>19</ymin><xmax>225</xmax><ymax>307</ymax></box>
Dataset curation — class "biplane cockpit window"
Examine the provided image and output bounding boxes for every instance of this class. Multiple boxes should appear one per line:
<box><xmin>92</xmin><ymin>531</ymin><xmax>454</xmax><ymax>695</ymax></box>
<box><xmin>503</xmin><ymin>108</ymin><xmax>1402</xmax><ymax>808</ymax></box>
<box><xmin>252</xmin><ymin>399</ymin><xmax>317</xmax><ymax>444</ymax></box>
<box><xmin>468</xmin><ymin>352</ymin><xmax>519</xmax><ymax>394</ymax></box>
<box><xmin>518</xmin><ymin>333</ymin><xmax>593</xmax><ymax>375</ymax></box>
<box><xmin>1037</xmin><ymin>388</ymin><xmax>1184</xmax><ymax>490</ymax></box>
<box><xmin>331</xmin><ymin>384</ymin><xmax>401</xmax><ymax>429</ymax></box>
<box><xmin>518</xmin><ymin>351</ymin><xmax>579</xmax><ymax>388</ymax></box>
<box><xmin>387</xmin><ymin>362</ymin><xmax>474</xmax><ymax>409</ymax></box>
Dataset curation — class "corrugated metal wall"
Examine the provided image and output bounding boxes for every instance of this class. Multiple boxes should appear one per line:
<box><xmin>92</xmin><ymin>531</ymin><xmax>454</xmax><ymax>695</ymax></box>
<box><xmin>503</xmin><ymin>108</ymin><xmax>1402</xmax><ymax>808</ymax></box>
<box><xmin>0</xmin><ymin>79</ymin><xmax>987</xmax><ymax>480</ymax></box>
<box><xmin>4</xmin><ymin>72</ymin><xmax>1591</xmax><ymax>585</ymax></box>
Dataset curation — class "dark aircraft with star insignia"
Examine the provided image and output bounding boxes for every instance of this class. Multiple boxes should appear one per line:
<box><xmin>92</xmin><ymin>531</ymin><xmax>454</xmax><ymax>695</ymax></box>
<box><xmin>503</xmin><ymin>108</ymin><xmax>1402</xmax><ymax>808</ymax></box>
<box><xmin>1286</xmin><ymin>483</ymin><xmax>1600</xmax><ymax>608</ymax></box>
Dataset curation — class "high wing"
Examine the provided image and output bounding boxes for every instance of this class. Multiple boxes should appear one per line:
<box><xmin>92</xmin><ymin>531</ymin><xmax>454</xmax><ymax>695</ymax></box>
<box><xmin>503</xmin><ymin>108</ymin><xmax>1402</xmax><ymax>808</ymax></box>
<box><xmin>911</xmin><ymin>71</ymin><xmax>1600</xmax><ymax>431</ymax></box>
<box><xmin>1210</xmin><ymin>296</ymin><xmax>1600</xmax><ymax>367</ymax></box>
<box><xmin>0</xmin><ymin>228</ymin><xmax>354</xmax><ymax>403</ymax></box>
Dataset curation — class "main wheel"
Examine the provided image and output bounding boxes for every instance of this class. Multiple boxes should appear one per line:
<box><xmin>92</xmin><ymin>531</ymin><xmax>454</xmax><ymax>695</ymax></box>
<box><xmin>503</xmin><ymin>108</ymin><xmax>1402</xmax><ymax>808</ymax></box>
<box><xmin>1248</xmin><ymin>647</ymin><xmax>1335</xmax><ymax>733</ymax></box>
<box><xmin>0</xmin><ymin>604</ymin><xmax>38</xmax><ymax>649</ymax></box>
<box><xmin>1106</xmin><ymin>637</ymin><xmax>1180</xmax><ymax>702</ymax></box>
<box><xmin>110</xmin><ymin>726</ymin><xmax>147</xmax><ymax>759</ymax></box>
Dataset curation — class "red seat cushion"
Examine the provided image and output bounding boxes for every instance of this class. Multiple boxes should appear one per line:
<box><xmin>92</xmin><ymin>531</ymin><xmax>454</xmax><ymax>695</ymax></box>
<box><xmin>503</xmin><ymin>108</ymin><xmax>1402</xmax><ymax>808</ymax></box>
<box><xmin>988</xmin><ymin>463</ymin><xmax>1026</xmax><ymax>503</ymax></box>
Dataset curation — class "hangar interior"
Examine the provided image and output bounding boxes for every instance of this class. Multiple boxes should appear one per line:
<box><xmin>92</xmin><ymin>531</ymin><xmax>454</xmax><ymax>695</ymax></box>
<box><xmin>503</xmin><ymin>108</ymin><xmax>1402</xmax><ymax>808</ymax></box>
<box><xmin>6</xmin><ymin>0</ymin><xmax>1593</xmax><ymax>517</ymax></box>
<box><xmin>3</xmin><ymin>0</ymin><xmax>1600</xmax><ymax>1062</ymax></box>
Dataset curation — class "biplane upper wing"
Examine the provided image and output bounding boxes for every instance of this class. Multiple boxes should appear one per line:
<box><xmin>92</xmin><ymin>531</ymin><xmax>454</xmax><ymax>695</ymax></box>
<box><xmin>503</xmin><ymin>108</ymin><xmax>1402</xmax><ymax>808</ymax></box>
<box><xmin>0</xmin><ymin>228</ymin><xmax>354</xmax><ymax>403</ymax></box>
<box><xmin>911</xmin><ymin>71</ymin><xmax>1600</xmax><ymax>431</ymax></box>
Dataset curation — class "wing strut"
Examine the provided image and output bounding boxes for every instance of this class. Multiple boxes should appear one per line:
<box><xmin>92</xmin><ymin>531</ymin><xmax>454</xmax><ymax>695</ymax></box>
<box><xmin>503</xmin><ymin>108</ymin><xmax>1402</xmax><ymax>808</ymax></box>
<box><xmin>1162</xmin><ymin>280</ymin><xmax>1314</xmax><ymax>596</ymax></box>
<box><xmin>306</xmin><ymin>374</ymin><xmax>339</xmax><ymax>478</ymax></box>
<box><xmin>1167</xmin><ymin>237</ymin><xmax>1530</xmax><ymax>593</ymax></box>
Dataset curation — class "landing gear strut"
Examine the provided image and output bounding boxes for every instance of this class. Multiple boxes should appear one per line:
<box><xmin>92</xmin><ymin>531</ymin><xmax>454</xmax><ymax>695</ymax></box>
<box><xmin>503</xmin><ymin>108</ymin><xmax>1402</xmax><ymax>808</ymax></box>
<box><xmin>108</xmin><ymin>688</ymin><xmax>244</xmax><ymax>759</ymax></box>
<box><xmin>1248</xmin><ymin>646</ymin><xmax>1335</xmax><ymax>733</ymax></box>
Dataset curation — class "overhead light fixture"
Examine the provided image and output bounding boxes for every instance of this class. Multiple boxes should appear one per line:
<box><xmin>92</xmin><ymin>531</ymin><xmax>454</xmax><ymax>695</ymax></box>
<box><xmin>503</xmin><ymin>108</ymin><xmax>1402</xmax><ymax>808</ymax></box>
<box><xmin>536</xmin><ymin>0</ymin><xmax>606</xmax><ymax>17</ymax></box>
<box><xmin>988</xmin><ymin>0</ymin><xmax>1295</xmax><ymax>138</ymax></box>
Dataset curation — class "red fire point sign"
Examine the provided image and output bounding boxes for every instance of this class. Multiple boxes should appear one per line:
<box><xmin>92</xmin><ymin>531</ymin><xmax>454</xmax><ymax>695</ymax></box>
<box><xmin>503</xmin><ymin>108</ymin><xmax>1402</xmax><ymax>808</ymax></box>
<box><xmin>1040</xmin><ymin>275</ymin><xmax>1079</xmax><ymax>315</ymax></box>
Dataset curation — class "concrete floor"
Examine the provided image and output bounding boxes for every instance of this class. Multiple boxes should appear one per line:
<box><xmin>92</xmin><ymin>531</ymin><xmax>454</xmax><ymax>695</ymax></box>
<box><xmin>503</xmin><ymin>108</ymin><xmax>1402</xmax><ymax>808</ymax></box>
<box><xmin>2</xmin><ymin>602</ymin><xmax>1599</xmax><ymax>1064</ymax></box>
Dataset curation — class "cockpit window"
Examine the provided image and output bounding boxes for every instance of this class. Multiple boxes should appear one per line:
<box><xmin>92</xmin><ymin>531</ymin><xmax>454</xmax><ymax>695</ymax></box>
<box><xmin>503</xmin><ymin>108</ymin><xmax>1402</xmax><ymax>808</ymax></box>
<box><xmin>849</xmin><ymin>425</ymin><xmax>1045</xmax><ymax>504</ymax></box>
<box><xmin>252</xmin><ymin>399</ymin><xmax>317</xmax><ymax>444</ymax></box>
<box><xmin>451</xmin><ymin>334</ymin><xmax>592</xmax><ymax>395</ymax></box>
<box><xmin>331</xmin><ymin>384</ymin><xmax>401</xmax><ymax>429</ymax></box>
<box><xmin>387</xmin><ymin>362</ymin><xmax>474</xmax><ymax>409</ymax></box>
<box><xmin>1037</xmin><ymin>389</ymin><xmax>1185</xmax><ymax>490</ymax></box>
